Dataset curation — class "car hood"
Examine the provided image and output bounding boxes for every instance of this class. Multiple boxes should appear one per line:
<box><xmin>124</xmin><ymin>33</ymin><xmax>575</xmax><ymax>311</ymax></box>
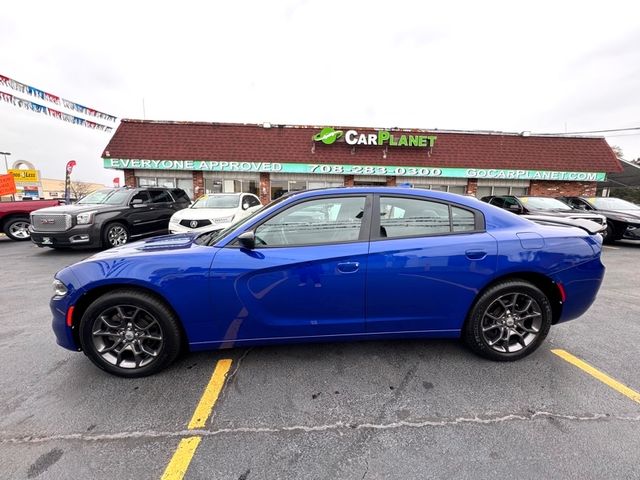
<box><xmin>87</xmin><ymin>233</ymin><xmax>203</xmax><ymax>261</ymax></box>
<box><xmin>32</xmin><ymin>203</ymin><xmax>125</xmax><ymax>215</ymax></box>
<box><xmin>171</xmin><ymin>207</ymin><xmax>238</xmax><ymax>220</ymax></box>
<box><xmin>595</xmin><ymin>209</ymin><xmax>640</xmax><ymax>223</ymax></box>
<box><xmin>527</xmin><ymin>208</ymin><xmax>603</xmax><ymax>219</ymax></box>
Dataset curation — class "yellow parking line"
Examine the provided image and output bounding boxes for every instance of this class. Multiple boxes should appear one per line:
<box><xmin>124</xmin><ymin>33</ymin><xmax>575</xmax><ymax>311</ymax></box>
<box><xmin>160</xmin><ymin>437</ymin><xmax>202</xmax><ymax>480</ymax></box>
<box><xmin>552</xmin><ymin>349</ymin><xmax>640</xmax><ymax>404</ymax></box>
<box><xmin>160</xmin><ymin>359</ymin><xmax>233</xmax><ymax>480</ymax></box>
<box><xmin>188</xmin><ymin>359</ymin><xmax>234</xmax><ymax>429</ymax></box>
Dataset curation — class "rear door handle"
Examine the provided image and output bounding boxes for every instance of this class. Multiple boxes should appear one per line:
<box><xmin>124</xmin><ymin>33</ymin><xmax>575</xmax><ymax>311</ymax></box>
<box><xmin>465</xmin><ymin>250</ymin><xmax>487</xmax><ymax>260</ymax></box>
<box><xmin>337</xmin><ymin>262</ymin><xmax>359</xmax><ymax>273</ymax></box>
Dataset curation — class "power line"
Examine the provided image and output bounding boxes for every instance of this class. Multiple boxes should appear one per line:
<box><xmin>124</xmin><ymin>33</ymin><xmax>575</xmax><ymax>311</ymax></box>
<box><xmin>538</xmin><ymin>126</ymin><xmax>640</xmax><ymax>136</ymax></box>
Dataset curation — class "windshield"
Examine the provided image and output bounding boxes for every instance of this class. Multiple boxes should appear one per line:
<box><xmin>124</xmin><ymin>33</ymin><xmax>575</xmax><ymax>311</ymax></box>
<box><xmin>77</xmin><ymin>189</ymin><xmax>131</xmax><ymax>205</ymax></box>
<box><xmin>590</xmin><ymin>197</ymin><xmax>640</xmax><ymax>211</ymax></box>
<box><xmin>520</xmin><ymin>197</ymin><xmax>573</xmax><ymax>211</ymax></box>
<box><xmin>195</xmin><ymin>195</ymin><xmax>289</xmax><ymax>246</ymax></box>
<box><xmin>191</xmin><ymin>195</ymin><xmax>239</xmax><ymax>209</ymax></box>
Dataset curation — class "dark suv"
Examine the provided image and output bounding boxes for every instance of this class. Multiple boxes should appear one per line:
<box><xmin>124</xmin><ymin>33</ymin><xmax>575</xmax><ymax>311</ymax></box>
<box><xmin>30</xmin><ymin>187</ymin><xmax>191</xmax><ymax>249</ymax></box>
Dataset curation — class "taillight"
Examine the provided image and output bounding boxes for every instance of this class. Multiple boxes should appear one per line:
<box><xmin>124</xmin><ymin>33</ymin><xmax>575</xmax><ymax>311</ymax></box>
<box><xmin>66</xmin><ymin>305</ymin><xmax>75</xmax><ymax>327</ymax></box>
<box><xmin>556</xmin><ymin>283</ymin><xmax>567</xmax><ymax>303</ymax></box>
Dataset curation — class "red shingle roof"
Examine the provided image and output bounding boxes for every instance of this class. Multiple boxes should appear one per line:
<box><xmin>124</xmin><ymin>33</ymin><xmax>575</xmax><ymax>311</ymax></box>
<box><xmin>102</xmin><ymin>120</ymin><xmax>622</xmax><ymax>173</ymax></box>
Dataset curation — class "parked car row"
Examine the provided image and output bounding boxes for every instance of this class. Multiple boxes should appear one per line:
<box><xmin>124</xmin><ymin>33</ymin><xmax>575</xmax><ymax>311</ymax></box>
<box><xmin>2</xmin><ymin>188</ymin><xmax>639</xmax><ymax>248</ymax></box>
<box><xmin>481</xmin><ymin>195</ymin><xmax>640</xmax><ymax>243</ymax></box>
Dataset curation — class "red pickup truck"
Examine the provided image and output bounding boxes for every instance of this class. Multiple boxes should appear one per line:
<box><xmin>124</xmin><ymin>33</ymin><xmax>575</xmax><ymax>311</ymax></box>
<box><xmin>0</xmin><ymin>199</ymin><xmax>63</xmax><ymax>241</ymax></box>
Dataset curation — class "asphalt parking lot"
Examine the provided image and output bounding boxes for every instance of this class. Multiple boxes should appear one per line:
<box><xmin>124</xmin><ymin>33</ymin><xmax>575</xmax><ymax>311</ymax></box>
<box><xmin>0</xmin><ymin>237</ymin><xmax>639</xmax><ymax>480</ymax></box>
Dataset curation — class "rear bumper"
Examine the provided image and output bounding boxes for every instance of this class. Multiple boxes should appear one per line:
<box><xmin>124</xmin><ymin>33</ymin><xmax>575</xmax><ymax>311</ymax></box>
<box><xmin>31</xmin><ymin>225</ymin><xmax>101</xmax><ymax>248</ymax></box>
<box><xmin>555</xmin><ymin>257</ymin><xmax>605</xmax><ymax>324</ymax></box>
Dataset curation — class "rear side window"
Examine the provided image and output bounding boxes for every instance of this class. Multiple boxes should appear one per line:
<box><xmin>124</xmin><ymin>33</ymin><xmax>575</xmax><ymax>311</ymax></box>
<box><xmin>452</xmin><ymin>206</ymin><xmax>475</xmax><ymax>232</ymax></box>
<box><xmin>379</xmin><ymin>196</ymin><xmax>480</xmax><ymax>238</ymax></box>
<box><xmin>148</xmin><ymin>190</ymin><xmax>173</xmax><ymax>203</ymax></box>
<box><xmin>171</xmin><ymin>189</ymin><xmax>191</xmax><ymax>203</ymax></box>
<box><xmin>379</xmin><ymin>197</ymin><xmax>450</xmax><ymax>238</ymax></box>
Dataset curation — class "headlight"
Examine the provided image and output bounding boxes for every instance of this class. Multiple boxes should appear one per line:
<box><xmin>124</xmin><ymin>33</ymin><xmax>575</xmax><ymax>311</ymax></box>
<box><xmin>53</xmin><ymin>279</ymin><xmax>68</xmax><ymax>297</ymax></box>
<box><xmin>76</xmin><ymin>211</ymin><xmax>95</xmax><ymax>225</ymax></box>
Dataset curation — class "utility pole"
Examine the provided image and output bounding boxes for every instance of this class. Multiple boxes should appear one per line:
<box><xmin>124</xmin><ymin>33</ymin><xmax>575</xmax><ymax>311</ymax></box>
<box><xmin>0</xmin><ymin>151</ymin><xmax>14</xmax><ymax>201</ymax></box>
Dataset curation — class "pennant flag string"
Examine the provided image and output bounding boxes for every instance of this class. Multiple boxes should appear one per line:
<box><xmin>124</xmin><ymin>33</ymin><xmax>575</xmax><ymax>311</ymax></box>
<box><xmin>0</xmin><ymin>90</ymin><xmax>113</xmax><ymax>132</ymax></box>
<box><xmin>0</xmin><ymin>74</ymin><xmax>117</xmax><ymax>122</ymax></box>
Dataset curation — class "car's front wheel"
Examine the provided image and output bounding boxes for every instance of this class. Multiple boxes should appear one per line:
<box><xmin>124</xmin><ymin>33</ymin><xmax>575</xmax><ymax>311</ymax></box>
<box><xmin>79</xmin><ymin>290</ymin><xmax>182</xmax><ymax>377</ymax></box>
<box><xmin>103</xmin><ymin>222</ymin><xmax>129</xmax><ymax>248</ymax></box>
<box><xmin>463</xmin><ymin>280</ymin><xmax>552</xmax><ymax>361</ymax></box>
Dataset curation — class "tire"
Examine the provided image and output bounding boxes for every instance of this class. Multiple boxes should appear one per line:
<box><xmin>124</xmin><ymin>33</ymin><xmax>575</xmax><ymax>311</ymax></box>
<box><xmin>78</xmin><ymin>290</ymin><xmax>182</xmax><ymax>377</ymax></box>
<box><xmin>103</xmin><ymin>222</ymin><xmax>129</xmax><ymax>248</ymax></box>
<box><xmin>3</xmin><ymin>217</ymin><xmax>31</xmax><ymax>241</ymax></box>
<box><xmin>463</xmin><ymin>280</ymin><xmax>552</xmax><ymax>361</ymax></box>
<box><xmin>602</xmin><ymin>224</ymin><xmax>615</xmax><ymax>244</ymax></box>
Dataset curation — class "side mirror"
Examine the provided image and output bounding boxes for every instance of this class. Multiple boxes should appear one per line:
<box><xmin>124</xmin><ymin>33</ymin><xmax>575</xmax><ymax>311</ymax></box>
<box><xmin>507</xmin><ymin>204</ymin><xmax>523</xmax><ymax>213</ymax></box>
<box><xmin>237</xmin><ymin>231</ymin><xmax>255</xmax><ymax>249</ymax></box>
<box><xmin>242</xmin><ymin>203</ymin><xmax>250</xmax><ymax>210</ymax></box>
<box><xmin>131</xmin><ymin>198</ymin><xmax>145</xmax><ymax>207</ymax></box>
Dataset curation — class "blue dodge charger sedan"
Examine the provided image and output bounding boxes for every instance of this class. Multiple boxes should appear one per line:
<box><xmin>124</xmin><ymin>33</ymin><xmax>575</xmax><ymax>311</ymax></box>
<box><xmin>50</xmin><ymin>187</ymin><xmax>605</xmax><ymax>377</ymax></box>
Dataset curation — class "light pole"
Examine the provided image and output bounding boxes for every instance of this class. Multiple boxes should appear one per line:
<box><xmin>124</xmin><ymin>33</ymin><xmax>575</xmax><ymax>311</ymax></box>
<box><xmin>0</xmin><ymin>151</ymin><xmax>14</xmax><ymax>201</ymax></box>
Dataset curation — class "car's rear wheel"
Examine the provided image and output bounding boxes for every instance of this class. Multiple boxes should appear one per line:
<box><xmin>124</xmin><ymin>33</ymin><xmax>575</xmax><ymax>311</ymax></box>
<box><xmin>463</xmin><ymin>280</ymin><xmax>552</xmax><ymax>361</ymax></box>
<box><xmin>4</xmin><ymin>217</ymin><xmax>31</xmax><ymax>241</ymax></box>
<box><xmin>79</xmin><ymin>290</ymin><xmax>182</xmax><ymax>377</ymax></box>
<box><xmin>103</xmin><ymin>222</ymin><xmax>129</xmax><ymax>248</ymax></box>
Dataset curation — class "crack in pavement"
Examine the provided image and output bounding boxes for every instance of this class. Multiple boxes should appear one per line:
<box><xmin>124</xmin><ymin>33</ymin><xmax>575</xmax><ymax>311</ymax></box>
<box><xmin>2</xmin><ymin>411</ymin><xmax>640</xmax><ymax>445</ymax></box>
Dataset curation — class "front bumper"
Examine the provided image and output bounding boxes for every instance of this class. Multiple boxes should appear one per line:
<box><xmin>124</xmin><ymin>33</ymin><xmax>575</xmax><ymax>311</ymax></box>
<box><xmin>169</xmin><ymin>222</ymin><xmax>232</xmax><ymax>234</ymax></box>
<box><xmin>51</xmin><ymin>269</ymin><xmax>83</xmax><ymax>351</ymax></box>
<box><xmin>31</xmin><ymin>224</ymin><xmax>101</xmax><ymax>248</ymax></box>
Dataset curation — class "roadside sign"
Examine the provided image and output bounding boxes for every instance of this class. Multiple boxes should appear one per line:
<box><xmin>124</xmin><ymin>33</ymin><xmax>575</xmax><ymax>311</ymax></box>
<box><xmin>0</xmin><ymin>173</ymin><xmax>17</xmax><ymax>196</ymax></box>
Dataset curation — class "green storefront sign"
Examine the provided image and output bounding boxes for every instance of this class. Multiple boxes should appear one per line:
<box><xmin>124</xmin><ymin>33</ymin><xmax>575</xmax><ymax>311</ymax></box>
<box><xmin>103</xmin><ymin>158</ymin><xmax>607</xmax><ymax>182</ymax></box>
<box><xmin>312</xmin><ymin>127</ymin><xmax>437</xmax><ymax>148</ymax></box>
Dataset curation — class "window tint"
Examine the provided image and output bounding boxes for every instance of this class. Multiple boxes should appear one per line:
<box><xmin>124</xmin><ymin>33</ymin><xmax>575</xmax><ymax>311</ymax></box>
<box><xmin>148</xmin><ymin>190</ymin><xmax>173</xmax><ymax>203</ymax></box>
<box><xmin>452</xmin><ymin>206</ymin><xmax>475</xmax><ymax>232</ymax></box>
<box><xmin>255</xmin><ymin>197</ymin><xmax>366</xmax><ymax>246</ymax></box>
<box><xmin>379</xmin><ymin>197</ymin><xmax>450</xmax><ymax>238</ymax></box>
<box><xmin>244</xmin><ymin>195</ymin><xmax>261</xmax><ymax>208</ymax></box>
<box><xmin>171</xmin><ymin>189</ymin><xmax>191</xmax><ymax>203</ymax></box>
<box><xmin>130</xmin><ymin>191</ymin><xmax>151</xmax><ymax>204</ymax></box>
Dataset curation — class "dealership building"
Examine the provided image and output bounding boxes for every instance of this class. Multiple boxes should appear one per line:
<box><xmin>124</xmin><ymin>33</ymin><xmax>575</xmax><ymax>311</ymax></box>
<box><xmin>102</xmin><ymin>120</ymin><xmax>622</xmax><ymax>203</ymax></box>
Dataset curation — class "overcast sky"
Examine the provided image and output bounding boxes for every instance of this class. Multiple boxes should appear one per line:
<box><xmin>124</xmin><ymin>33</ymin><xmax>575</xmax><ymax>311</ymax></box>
<box><xmin>1</xmin><ymin>0</ymin><xmax>639</xmax><ymax>185</ymax></box>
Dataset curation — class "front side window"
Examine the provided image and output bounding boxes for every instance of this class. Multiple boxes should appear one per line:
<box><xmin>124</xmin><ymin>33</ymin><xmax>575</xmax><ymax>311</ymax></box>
<box><xmin>254</xmin><ymin>196</ymin><xmax>366</xmax><ymax>247</ymax></box>
<box><xmin>243</xmin><ymin>195</ymin><xmax>261</xmax><ymax>208</ymax></box>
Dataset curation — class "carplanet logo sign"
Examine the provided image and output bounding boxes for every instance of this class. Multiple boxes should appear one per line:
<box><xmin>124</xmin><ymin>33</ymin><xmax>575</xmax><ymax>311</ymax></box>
<box><xmin>313</xmin><ymin>127</ymin><xmax>436</xmax><ymax>148</ymax></box>
<box><xmin>313</xmin><ymin>127</ymin><xmax>344</xmax><ymax>145</ymax></box>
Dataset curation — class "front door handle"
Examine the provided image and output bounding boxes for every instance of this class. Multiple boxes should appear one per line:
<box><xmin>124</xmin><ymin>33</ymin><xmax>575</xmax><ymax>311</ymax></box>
<box><xmin>465</xmin><ymin>250</ymin><xmax>487</xmax><ymax>260</ymax></box>
<box><xmin>337</xmin><ymin>262</ymin><xmax>359</xmax><ymax>273</ymax></box>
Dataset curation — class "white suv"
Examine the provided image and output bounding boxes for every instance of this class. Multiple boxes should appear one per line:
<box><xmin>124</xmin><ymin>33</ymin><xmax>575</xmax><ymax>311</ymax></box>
<box><xmin>169</xmin><ymin>193</ymin><xmax>262</xmax><ymax>234</ymax></box>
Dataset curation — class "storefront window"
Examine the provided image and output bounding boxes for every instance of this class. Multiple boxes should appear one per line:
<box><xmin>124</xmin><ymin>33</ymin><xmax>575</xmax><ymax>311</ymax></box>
<box><xmin>271</xmin><ymin>180</ymin><xmax>288</xmax><ymax>200</ymax></box>
<box><xmin>205</xmin><ymin>179</ymin><xmax>223</xmax><ymax>193</ymax></box>
<box><xmin>288</xmin><ymin>181</ymin><xmax>306</xmax><ymax>192</ymax></box>
<box><xmin>138</xmin><ymin>177</ymin><xmax>158</xmax><ymax>187</ymax></box>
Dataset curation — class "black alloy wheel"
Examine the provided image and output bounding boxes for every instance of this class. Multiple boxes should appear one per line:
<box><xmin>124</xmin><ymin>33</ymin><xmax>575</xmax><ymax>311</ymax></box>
<box><xmin>463</xmin><ymin>280</ymin><xmax>552</xmax><ymax>361</ymax></box>
<box><xmin>79</xmin><ymin>290</ymin><xmax>182</xmax><ymax>377</ymax></box>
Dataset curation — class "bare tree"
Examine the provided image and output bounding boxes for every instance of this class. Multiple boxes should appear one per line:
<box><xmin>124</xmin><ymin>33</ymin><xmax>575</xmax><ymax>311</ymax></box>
<box><xmin>70</xmin><ymin>181</ymin><xmax>96</xmax><ymax>200</ymax></box>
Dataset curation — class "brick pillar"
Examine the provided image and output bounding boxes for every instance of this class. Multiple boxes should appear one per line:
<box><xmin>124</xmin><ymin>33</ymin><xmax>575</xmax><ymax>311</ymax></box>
<box><xmin>385</xmin><ymin>176</ymin><xmax>397</xmax><ymax>186</ymax></box>
<box><xmin>123</xmin><ymin>169</ymin><xmax>136</xmax><ymax>187</ymax></box>
<box><xmin>466</xmin><ymin>178</ymin><xmax>478</xmax><ymax>196</ymax></box>
<box><xmin>193</xmin><ymin>171</ymin><xmax>204</xmax><ymax>199</ymax></box>
<box><xmin>344</xmin><ymin>175</ymin><xmax>354</xmax><ymax>187</ymax></box>
<box><xmin>259</xmin><ymin>172</ymin><xmax>270</xmax><ymax>204</ymax></box>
